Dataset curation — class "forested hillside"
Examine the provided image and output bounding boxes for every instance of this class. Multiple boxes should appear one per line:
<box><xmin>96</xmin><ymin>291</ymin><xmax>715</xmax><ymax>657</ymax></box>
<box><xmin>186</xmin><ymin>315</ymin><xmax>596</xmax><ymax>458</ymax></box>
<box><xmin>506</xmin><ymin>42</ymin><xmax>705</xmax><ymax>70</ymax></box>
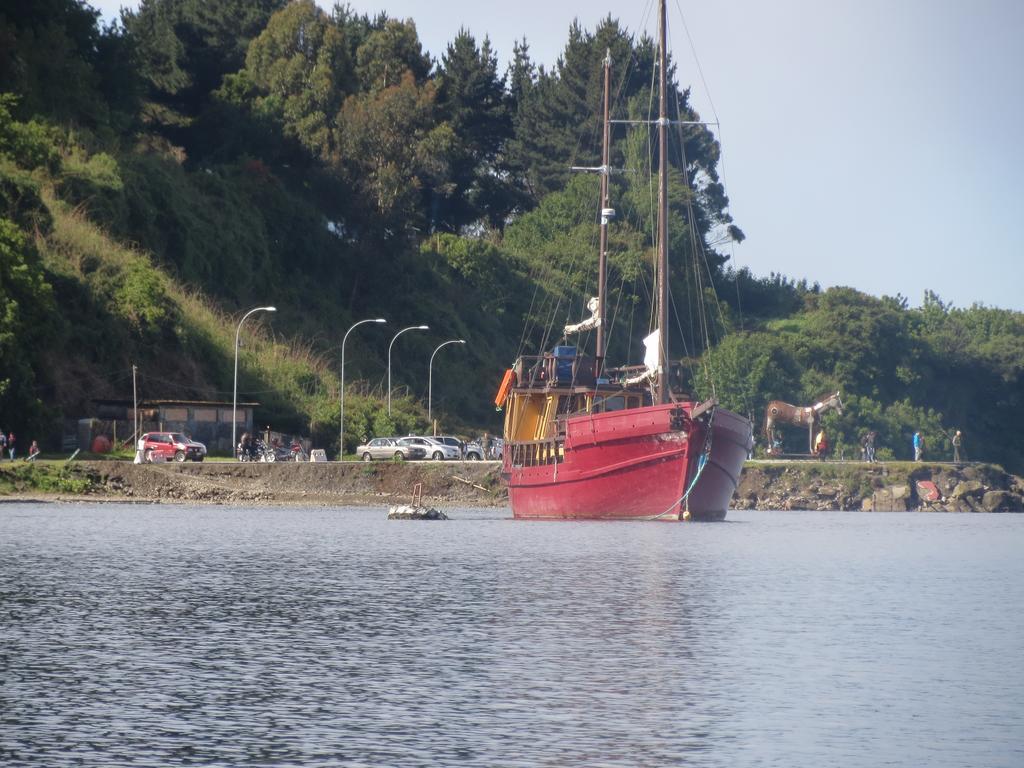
<box><xmin>1</xmin><ymin>0</ymin><xmax>1021</xmax><ymax>470</ymax></box>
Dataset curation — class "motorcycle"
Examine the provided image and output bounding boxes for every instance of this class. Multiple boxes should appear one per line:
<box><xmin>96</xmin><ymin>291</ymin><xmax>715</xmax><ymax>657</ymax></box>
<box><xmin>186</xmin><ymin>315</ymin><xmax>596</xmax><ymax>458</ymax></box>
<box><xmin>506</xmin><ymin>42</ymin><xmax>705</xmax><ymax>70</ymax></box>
<box><xmin>238</xmin><ymin>437</ymin><xmax>306</xmax><ymax>462</ymax></box>
<box><xmin>268</xmin><ymin>440</ymin><xmax>308</xmax><ymax>462</ymax></box>
<box><xmin>237</xmin><ymin>438</ymin><xmax>272</xmax><ymax>462</ymax></box>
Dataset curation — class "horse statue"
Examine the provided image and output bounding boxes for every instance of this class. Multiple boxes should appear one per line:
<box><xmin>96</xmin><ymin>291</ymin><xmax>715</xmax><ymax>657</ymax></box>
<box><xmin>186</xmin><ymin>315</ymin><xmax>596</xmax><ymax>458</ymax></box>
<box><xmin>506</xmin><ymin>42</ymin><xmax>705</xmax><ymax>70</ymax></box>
<box><xmin>764</xmin><ymin>391</ymin><xmax>843</xmax><ymax>454</ymax></box>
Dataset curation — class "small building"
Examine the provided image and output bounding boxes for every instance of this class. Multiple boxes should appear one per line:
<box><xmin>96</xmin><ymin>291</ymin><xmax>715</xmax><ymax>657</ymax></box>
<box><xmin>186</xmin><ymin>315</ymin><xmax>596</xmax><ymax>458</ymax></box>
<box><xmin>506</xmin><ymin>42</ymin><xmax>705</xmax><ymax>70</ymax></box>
<box><xmin>85</xmin><ymin>399</ymin><xmax>259</xmax><ymax>453</ymax></box>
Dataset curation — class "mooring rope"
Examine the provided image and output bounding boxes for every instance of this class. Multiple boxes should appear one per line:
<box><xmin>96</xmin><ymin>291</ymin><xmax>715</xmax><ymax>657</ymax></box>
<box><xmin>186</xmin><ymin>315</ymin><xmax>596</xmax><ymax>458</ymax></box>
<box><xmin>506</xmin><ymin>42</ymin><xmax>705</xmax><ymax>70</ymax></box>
<box><xmin>651</xmin><ymin>405</ymin><xmax>716</xmax><ymax>520</ymax></box>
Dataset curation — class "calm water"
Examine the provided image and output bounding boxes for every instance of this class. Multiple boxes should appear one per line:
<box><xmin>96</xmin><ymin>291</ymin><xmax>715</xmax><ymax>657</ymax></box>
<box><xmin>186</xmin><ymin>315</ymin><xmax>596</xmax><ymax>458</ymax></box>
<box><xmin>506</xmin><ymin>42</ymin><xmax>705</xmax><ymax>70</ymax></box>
<box><xmin>1</xmin><ymin>504</ymin><xmax>1022</xmax><ymax>767</ymax></box>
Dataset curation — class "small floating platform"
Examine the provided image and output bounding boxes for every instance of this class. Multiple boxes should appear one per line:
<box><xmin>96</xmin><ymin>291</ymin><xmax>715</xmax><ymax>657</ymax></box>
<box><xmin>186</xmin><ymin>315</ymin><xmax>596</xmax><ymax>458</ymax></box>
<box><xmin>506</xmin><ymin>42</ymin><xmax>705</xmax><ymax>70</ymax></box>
<box><xmin>387</xmin><ymin>504</ymin><xmax>448</xmax><ymax>520</ymax></box>
<box><xmin>387</xmin><ymin>483</ymin><xmax>447</xmax><ymax>519</ymax></box>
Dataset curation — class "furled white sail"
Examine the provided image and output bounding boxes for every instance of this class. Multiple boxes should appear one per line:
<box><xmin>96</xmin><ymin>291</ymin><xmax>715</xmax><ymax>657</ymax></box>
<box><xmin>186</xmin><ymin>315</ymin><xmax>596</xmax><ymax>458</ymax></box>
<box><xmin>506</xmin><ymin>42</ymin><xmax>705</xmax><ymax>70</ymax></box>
<box><xmin>624</xmin><ymin>329</ymin><xmax>661</xmax><ymax>384</ymax></box>
<box><xmin>643</xmin><ymin>329</ymin><xmax>660</xmax><ymax>372</ymax></box>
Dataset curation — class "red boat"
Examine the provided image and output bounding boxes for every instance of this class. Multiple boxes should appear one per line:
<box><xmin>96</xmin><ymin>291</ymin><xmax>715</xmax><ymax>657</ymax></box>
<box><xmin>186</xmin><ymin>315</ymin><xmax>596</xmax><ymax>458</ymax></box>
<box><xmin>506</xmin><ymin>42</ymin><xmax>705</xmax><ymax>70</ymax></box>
<box><xmin>500</xmin><ymin>356</ymin><xmax>751</xmax><ymax>521</ymax></box>
<box><xmin>499</xmin><ymin>0</ymin><xmax>752</xmax><ymax>520</ymax></box>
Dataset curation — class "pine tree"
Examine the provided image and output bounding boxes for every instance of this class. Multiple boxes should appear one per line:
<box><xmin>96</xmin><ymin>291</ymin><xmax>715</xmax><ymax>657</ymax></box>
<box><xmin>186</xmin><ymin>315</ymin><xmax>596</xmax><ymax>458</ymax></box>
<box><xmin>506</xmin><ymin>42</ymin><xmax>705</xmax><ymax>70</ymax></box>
<box><xmin>123</xmin><ymin>0</ymin><xmax>285</xmax><ymax>141</ymax></box>
<box><xmin>434</xmin><ymin>29</ymin><xmax>513</xmax><ymax>229</ymax></box>
<box><xmin>0</xmin><ymin>0</ymin><xmax>109</xmax><ymax>125</ymax></box>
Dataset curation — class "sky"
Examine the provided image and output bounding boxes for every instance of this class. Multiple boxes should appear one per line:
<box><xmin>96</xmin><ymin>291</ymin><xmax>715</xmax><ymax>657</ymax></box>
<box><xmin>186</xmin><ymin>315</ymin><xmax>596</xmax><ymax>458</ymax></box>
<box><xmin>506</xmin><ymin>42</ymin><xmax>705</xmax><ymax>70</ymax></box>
<box><xmin>92</xmin><ymin>0</ymin><xmax>1024</xmax><ymax>311</ymax></box>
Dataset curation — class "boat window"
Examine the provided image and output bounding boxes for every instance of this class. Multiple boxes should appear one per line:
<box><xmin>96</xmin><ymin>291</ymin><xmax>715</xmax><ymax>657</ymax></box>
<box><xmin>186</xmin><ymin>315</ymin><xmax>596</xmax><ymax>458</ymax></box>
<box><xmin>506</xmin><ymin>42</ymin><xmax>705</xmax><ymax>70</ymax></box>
<box><xmin>603</xmin><ymin>396</ymin><xmax>626</xmax><ymax>412</ymax></box>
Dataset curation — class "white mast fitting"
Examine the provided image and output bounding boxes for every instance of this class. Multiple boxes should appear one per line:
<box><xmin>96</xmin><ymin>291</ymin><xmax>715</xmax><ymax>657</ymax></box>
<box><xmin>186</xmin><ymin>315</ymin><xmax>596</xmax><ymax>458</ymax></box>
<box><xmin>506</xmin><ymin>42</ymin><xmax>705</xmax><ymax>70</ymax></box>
<box><xmin>563</xmin><ymin>297</ymin><xmax>602</xmax><ymax>336</ymax></box>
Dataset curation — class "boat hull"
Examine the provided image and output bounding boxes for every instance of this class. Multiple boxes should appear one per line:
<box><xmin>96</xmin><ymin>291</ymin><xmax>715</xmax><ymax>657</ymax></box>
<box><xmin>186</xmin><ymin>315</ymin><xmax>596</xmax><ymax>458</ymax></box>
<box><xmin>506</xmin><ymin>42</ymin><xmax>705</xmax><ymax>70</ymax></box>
<box><xmin>505</xmin><ymin>403</ymin><xmax>752</xmax><ymax>521</ymax></box>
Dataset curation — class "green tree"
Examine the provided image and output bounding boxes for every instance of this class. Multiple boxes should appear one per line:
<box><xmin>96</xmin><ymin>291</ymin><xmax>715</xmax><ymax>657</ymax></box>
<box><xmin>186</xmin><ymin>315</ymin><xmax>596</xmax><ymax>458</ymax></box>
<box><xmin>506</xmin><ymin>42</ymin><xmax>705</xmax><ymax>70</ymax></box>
<box><xmin>435</xmin><ymin>29</ymin><xmax>513</xmax><ymax>229</ymax></box>
<box><xmin>336</xmin><ymin>72</ymin><xmax>454</xmax><ymax>232</ymax></box>
<box><xmin>0</xmin><ymin>0</ymin><xmax>132</xmax><ymax>128</ymax></box>
<box><xmin>506</xmin><ymin>18</ymin><xmax>654</xmax><ymax>201</ymax></box>
<box><xmin>354</xmin><ymin>18</ymin><xmax>431</xmax><ymax>92</ymax></box>
<box><xmin>693</xmin><ymin>331</ymin><xmax>800</xmax><ymax>421</ymax></box>
<box><xmin>227</xmin><ymin>0</ymin><xmax>353</xmax><ymax>159</ymax></box>
<box><xmin>507</xmin><ymin>37</ymin><xmax>536</xmax><ymax>108</ymax></box>
<box><xmin>796</xmin><ymin>287</ymin><xmax>916</xmax><ymax>401</ymax></box>
<box><xmin>124</xmin><ymin>0</ymin><xmax>285</xmax><ymax>139</ymax></box>
<box><xmin>0</xmin><ymin>94</ymin><xmax>61</xmax><ymax>172</ymax></box>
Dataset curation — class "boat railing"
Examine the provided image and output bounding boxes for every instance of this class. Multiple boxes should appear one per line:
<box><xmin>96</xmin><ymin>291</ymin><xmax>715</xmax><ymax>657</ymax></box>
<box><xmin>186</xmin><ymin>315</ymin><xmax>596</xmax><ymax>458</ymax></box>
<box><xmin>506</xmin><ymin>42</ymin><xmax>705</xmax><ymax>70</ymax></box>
<box><xmin>508</xmin><ymin>439</ymin><xmax>562</xmax><ymax>468</ymax></box>
<box><xmin>513</xmin><ymin>354</ymin><xmax>597</xmax><ymax>390</ymax></box>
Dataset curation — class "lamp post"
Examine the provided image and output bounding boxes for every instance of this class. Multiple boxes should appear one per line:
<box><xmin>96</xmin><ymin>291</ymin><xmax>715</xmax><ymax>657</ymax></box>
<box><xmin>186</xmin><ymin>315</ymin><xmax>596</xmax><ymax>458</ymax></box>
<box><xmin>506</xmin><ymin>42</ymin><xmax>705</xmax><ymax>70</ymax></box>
<box><xmin>388</xmin><ymin>325</ymin><xmax>429</xmax><ymax>416</ymax></box>
<box><xmin>428</xmin><ymin>339</ymin><xmax>466</xmax><ymax>428</ymax></box>
<box><xmin>232</xmin><ymin>305</ymin><xmax>276</xmax><ymax>454</ymax></box>
<box><xmin>339</xmin><ymin>318</ymin><xmax>386</xmax><ymax>459</ymax></box>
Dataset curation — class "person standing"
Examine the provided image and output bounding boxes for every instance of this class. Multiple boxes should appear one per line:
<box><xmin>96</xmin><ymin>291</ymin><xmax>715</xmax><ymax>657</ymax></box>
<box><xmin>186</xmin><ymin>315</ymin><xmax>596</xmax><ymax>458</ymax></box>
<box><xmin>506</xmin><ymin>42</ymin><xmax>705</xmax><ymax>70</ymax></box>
<box><xmin>913</xmin><ymin>431</ymin><xmax>924</xmax><ymax>462</ymax></box>
<box><xmin>814</xmin><ymin>428</ymin><xmax>828</xmax><ymax>460</ymax></box>
<box><xmin>864</xmin><ymin>428</ymin><xmax>880</xmax><ymax>462</ymax></box>
<box><xmin>7</xmin><ymin>432</ymin><xmax>15</xmax><ymax>461</ymax></box>
<box><xmin>0</xmin><ymin>430</ymin><xmax>6</xmax><ymax>458</ymax></box>
<box><xmin>27</xmin><ymin>440</ymin><xmax>40</xmax><ymax>460</ymax></box>
<box><xmin>952</xmin><ymin>430</ymin><xmax>963</xmax><ymax>463</ymax></box>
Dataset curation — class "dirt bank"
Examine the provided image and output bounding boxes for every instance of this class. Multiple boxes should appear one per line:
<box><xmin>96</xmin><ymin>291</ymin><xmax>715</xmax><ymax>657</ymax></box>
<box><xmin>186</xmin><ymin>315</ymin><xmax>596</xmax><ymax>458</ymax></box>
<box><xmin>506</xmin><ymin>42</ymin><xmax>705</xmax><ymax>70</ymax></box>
<box><xmin>0</xmin><ymin>460</ymin><xmax>506</xmax><ymax>507</ymax></box>
<box><xmin>2</xmin><ymin>459</ymin><xmax>1022</xmax><ymax>512</ymax></box>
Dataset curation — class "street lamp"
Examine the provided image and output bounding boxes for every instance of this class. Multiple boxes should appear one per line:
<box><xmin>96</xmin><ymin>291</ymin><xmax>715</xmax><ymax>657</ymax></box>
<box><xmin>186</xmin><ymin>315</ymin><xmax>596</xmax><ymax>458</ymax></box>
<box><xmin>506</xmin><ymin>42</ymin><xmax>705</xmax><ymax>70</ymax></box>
<box><xmin>388</xmin><ymin>325</ymin><xmax>429</xmax><ymax>416</ymax></box>
<box><xmin>428</xmin><ymin>339</ymin><xmax>466</xmax><ymax>428</ymax></box>
<box><xmin>233</xmin><ymin>305</ymin><xmax>276</xmax><ymax>454</ymax></box>
<box><xmin>339</xmin><ymin>318</ymin><xmax>386</xmax><ymax>459</ymax></box>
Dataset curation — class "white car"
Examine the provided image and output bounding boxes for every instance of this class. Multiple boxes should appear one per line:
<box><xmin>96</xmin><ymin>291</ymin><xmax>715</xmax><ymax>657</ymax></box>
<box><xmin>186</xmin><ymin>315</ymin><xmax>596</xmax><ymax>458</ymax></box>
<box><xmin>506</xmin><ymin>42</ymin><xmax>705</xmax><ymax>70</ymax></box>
<box><xmin>399</xmin><ymin>436</ymin><xmax>461</xmax><ymax>461</ymax></box>
<box><xmin>432</xmin><ymin>435</ymin><xmax>471</xmax><ymax>457</ymax></box>
<box><xmin>355</xmin><ymin>437</ymin><xmax>426</xmax><ymax>461</ymax></box>
<box><xmin>462</xmin><ymin>441</ymin><xmax>484</xmax><ymax>461</ymax></box>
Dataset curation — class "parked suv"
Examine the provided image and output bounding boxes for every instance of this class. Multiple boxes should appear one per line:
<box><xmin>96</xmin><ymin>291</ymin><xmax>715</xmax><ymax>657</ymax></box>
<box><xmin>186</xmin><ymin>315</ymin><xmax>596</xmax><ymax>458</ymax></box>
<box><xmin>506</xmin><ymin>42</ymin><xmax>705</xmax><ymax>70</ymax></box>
<box><xmin>355</xmin><ymin>437</ymin><xmax>426</xmax><ymax>462</ymax></box>
<box><xmin>399</xmin><ymin>436</ymin><xmax>461</xmax><ymax>461</ymax></box>
<box><xmin>140</xmin><ymin>432</ymin><xmax>206</xmax><ymax>462</ymax></box>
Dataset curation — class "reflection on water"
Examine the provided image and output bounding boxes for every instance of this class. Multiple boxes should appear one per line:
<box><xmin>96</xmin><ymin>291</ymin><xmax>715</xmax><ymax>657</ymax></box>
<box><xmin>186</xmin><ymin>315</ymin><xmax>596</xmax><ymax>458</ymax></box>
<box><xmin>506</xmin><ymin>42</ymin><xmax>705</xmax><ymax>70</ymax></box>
<box><xmin>1</xmin><ymin>504</ymin><xmax>1023</xmax><ymax>767</ymax></box>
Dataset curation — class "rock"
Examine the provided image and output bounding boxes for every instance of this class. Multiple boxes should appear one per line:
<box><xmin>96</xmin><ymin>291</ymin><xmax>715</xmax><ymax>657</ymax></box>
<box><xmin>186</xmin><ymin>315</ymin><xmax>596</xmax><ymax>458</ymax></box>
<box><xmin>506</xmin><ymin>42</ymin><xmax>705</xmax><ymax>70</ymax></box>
<box><xmin>870</xmin><ymin>488</ymin><xmax>908</xmax><ymax>512</ymax></box>
<box><xmin>966</xmin><ymin>496</ymin><xmax>986</xmax><ymax>512</ymax></box>
<box><xmin>981</xmin><ymin>490</ymin><xmax>1024</xmax><ymax>513</ymax></box>
<box><xmin>950</xmin><ymin>480</ymin><xmax>985</xmax><ymax>499</ymax></box>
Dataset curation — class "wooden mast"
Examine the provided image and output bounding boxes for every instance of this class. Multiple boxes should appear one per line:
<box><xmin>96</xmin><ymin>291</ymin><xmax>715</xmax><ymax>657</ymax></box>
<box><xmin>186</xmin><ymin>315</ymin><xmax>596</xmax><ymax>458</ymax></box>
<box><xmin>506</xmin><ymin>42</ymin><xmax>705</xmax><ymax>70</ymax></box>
<box><xmin>656</xmin><ymin>0</ymin><xmax>670</xmax><ymax>403</ymax></box>
<box><xmin>596</xmin><ymin>49</ymin><xmax>611</xmax><ymax>377</ymax></box>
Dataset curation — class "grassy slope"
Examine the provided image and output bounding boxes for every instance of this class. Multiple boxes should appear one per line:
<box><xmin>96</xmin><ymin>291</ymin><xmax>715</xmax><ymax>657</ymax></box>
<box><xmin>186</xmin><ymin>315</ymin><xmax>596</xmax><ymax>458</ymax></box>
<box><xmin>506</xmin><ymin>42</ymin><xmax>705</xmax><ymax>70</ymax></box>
<box><xmin>35</xmin><ymin>184</ymin><xmax>344</xmax><ymax>442</ymax></box>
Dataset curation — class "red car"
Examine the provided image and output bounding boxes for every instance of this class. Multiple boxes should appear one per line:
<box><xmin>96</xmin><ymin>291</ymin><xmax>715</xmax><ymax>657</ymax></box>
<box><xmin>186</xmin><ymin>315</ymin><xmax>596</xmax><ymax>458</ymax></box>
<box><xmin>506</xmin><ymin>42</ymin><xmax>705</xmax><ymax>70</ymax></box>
<box><xmin>140</xmin><ymin>432</ymin><xmax>207</xmax><ymax>462</ymax></box>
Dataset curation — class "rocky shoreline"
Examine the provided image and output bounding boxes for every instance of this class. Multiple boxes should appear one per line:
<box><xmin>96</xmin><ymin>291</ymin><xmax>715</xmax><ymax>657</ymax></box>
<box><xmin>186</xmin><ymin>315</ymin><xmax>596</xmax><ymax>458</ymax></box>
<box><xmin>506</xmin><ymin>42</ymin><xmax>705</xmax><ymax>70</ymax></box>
<box><xmin>736</xmin><ymin>460</ymin><xmax>1024</xmax><ymax>512</ymax></box>
<box><xmin>1</xmin><ymin>459</ymin><xmax>1022</xmax><ymax>512</ymax></box>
